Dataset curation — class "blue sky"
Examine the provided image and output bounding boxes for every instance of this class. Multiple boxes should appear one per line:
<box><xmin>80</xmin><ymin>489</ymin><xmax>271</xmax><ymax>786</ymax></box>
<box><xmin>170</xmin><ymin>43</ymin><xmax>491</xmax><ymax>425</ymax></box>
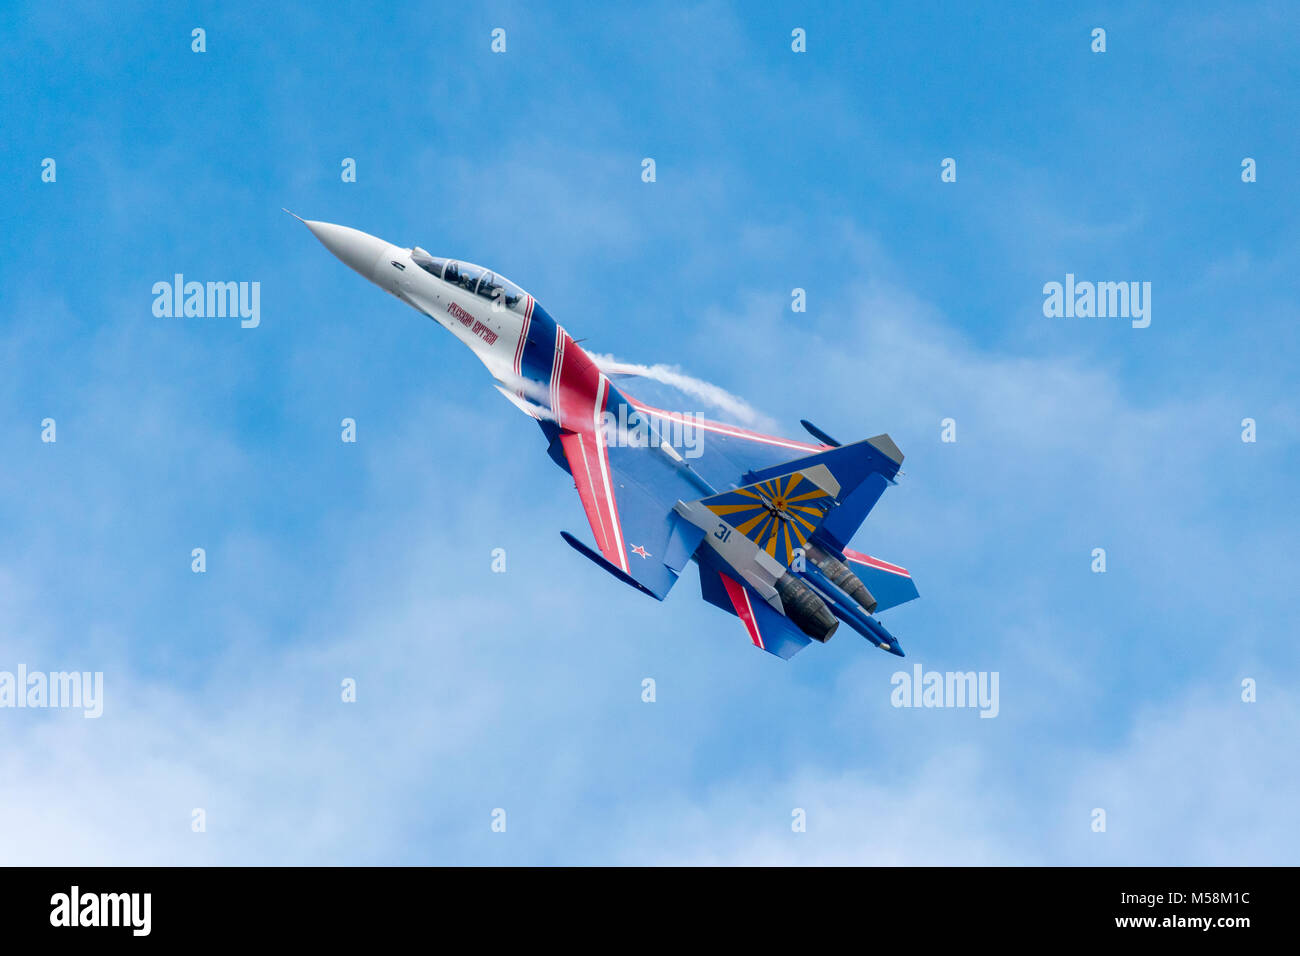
<box><xmin>1</xmin><ymin>1</ymin><xmax>1297</xmax><ymax>864</ymax></box>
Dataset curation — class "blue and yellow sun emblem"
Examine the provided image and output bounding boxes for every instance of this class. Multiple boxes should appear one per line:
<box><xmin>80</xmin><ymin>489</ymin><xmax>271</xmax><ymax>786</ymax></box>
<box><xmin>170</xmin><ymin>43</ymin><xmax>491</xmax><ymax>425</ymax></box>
<box><xmin>704</xmin><ymin>471</ymin><xmax>834</xmax><ymax>565</ymax></box>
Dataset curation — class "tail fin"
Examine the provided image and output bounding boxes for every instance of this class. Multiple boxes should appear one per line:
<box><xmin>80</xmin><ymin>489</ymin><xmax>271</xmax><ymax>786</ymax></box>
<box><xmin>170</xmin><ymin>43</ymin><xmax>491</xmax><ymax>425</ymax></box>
<box><xmin>696</xmin><ymin>463</ymin><xmax>840</xmax><ymax>566</ymax></box>
<box><xmin>740</xmin><ymin>435</ymin><xmax>904</xmax><ymax>552</ymax></box>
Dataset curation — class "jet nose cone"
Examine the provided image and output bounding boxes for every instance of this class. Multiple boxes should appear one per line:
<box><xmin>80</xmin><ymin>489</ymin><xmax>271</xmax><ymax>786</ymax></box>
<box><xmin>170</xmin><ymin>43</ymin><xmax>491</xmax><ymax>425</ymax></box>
<box><xmin>296</xmin><ymin>216</ymin><xmax>390</xmax><ymax>282</ymax></box>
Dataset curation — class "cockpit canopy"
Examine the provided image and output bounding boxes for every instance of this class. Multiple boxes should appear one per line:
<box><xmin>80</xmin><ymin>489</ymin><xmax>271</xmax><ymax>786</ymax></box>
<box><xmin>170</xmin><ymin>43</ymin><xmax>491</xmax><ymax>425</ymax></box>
<box><xmin>410</xmin><ymin>247</ymin><xmax>527</xmax><ymax>313</ymax></box>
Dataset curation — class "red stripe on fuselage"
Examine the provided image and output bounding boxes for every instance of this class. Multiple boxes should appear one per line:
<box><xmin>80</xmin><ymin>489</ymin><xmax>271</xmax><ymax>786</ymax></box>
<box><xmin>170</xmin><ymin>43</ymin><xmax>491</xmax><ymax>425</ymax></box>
<box><xmin>549</xmin><ymin>326</ymin><xmax>564</xmax><ymax>427</ymax></box>
<box><xmin>513</xmin><ymin>295</ymin><xmax>533</xmax><ymax>381</ymax></box>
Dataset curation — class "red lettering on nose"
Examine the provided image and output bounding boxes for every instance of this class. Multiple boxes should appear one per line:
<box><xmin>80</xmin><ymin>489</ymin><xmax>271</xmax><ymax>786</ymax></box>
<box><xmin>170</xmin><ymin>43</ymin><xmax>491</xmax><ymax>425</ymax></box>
<box><xmin>447</xmin><ymin>302</ymin><xmax>474</xmax><ymax>327</ymax></box>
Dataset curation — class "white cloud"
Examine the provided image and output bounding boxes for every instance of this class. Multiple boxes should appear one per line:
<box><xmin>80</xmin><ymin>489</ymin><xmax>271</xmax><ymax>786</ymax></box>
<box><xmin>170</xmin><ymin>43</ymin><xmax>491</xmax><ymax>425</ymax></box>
<box><xmin>609</xmin><ymin>685</ymin><xmax>1299</xmax><ymax>866</ymax></box>
<box><xmin>2</xmin><ymin>205</ymin><xmax>1295</xmax><ymax>866</ymax></box>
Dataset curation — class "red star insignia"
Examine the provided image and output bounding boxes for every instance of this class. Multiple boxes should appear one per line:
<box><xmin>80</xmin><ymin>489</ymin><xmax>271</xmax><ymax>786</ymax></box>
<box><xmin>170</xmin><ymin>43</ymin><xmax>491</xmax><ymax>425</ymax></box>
<box><xmin>630</xmin><ymin>544</ymin><xmax>651</xmax><ymax>559</ymax></box>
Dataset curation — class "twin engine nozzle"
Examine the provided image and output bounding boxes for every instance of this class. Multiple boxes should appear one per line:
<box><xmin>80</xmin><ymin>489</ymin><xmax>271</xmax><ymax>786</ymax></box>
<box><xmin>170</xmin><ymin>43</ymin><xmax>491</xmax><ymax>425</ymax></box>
<box><xmin>804</xmin><ymin>543</ymin><xmax>877</xmax><ymax>613</ymax></box>
<box><xmin>777</xmin><ymin>541</ymin><xmax>903</xmax><ymax>654</ymax></box>
<box><xmin>775</xmin><ymin>543</ymin><xmax>881</xmax><ymax>644</ymax></box>
<box><xmin>776</xmin><ymin>572</ymin><xmax>839</xmax><ymax>642</ymax></box>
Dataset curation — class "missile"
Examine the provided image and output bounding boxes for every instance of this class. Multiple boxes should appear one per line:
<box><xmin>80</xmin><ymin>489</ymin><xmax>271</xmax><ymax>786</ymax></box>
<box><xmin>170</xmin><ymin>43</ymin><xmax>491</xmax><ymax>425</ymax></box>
<box><xmin>797</xmin><ymin>558</ymin><xmax>904</xmax><ymax>655</ymax></box>
<box><xmin>859</xmin><ymin>611</ymin><xmax>905</xmax><ymax>657</ymax></box>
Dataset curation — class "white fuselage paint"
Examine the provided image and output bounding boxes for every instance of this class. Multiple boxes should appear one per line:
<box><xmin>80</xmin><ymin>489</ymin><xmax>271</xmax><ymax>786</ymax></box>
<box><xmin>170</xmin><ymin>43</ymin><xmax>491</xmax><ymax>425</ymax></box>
<box><xmin>367</xmin><ymin>246</ymin><xmax>546</xmax><ymax>405</ymax></box>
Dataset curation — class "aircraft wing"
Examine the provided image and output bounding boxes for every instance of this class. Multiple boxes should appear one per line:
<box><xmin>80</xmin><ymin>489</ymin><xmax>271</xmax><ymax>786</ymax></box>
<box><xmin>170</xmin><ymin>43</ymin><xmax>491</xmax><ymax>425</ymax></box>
<box><xmin>550</xmin><ymin>385</ymin><xmax>826</xmax><ymax>601</ymax></box>
<box><xmin>619</xmin><ymin>403</ymin><xmax>906</xmax><ymax>560</ymax></box>
<box><xmin>554</xmin><ymin>426</ymin><xmax>706</xmax><ymax>600</ymax></box>
<box><xmin>844</xmin><ymin>548</ymin><xmax>920</xmax><ymax>612</ymax></box>
<box><xmin>624</xmin><ymin>398</ymin><xmax>833</xmax><ymax>487</ymax></box>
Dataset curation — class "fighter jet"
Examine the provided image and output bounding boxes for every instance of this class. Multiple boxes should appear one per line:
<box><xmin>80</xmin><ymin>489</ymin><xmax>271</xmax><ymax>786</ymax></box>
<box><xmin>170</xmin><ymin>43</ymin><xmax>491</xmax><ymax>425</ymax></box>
<box><xmin>292</xmin><ymin>214</ymin><xmax>919</xmax><ymax>659</ymax></box>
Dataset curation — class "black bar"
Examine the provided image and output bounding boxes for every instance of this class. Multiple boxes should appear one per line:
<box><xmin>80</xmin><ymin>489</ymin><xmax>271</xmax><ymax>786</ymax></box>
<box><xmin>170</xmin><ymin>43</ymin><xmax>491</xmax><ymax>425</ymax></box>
<box><xmin>0</xmin><ymin>866</ymin><xmax>1279</xmax><ymax>943</ymax></box>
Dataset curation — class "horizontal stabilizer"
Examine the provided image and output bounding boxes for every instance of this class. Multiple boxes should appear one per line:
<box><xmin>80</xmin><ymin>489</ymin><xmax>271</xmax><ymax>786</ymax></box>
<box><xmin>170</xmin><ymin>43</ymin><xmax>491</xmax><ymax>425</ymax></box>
<box><xmin>700</xmin><ymin>565</ymin><xmax>813</xmax><ymax>660</ymax></box>
<box><xmin>843</xmin><ymin>549</ymin><xmax>919</xmax><ymax>612</ymax></box>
